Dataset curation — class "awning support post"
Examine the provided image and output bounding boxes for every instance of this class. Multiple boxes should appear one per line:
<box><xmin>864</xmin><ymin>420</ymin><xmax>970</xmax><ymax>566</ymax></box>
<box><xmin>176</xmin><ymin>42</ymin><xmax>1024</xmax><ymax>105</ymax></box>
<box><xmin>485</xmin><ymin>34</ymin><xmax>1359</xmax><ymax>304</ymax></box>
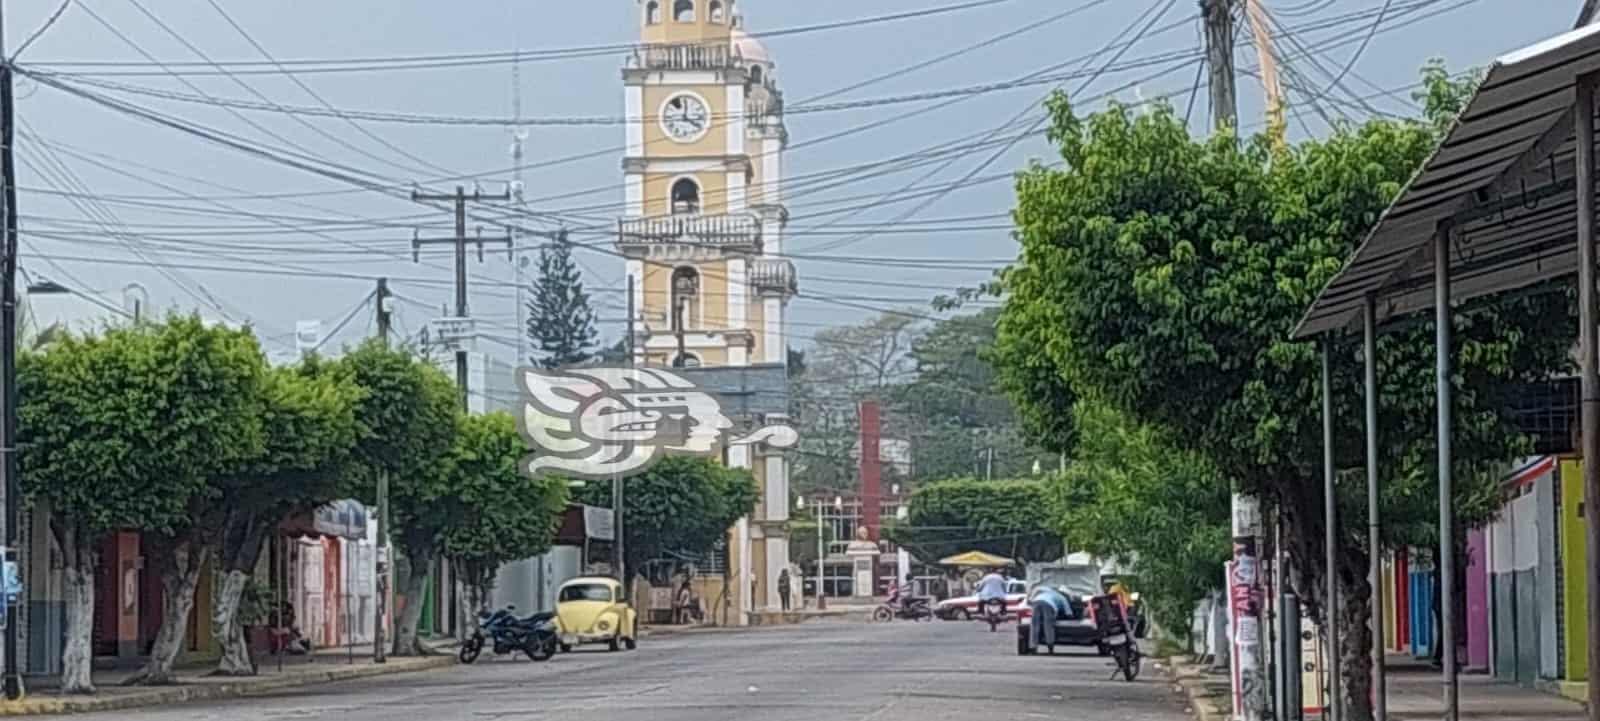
<box><xmin>1574</xmin><ymin>70</ymin><xmax>1600</xmax><ymax>721</ymax></box>
<box><xmin>1363</xmin><ymin>294</ymin><xmax>1386</xmax><ymax>721</ymax></box>
<box><xmin>1433</xmin><ymin>218</ymin><xmax>1458</xmax><ymax>721</ymax></box>
<box><xmin>1321</xmin><ymin>338</ymin><xmax>1342</xmax><ymax>721</ymax></box>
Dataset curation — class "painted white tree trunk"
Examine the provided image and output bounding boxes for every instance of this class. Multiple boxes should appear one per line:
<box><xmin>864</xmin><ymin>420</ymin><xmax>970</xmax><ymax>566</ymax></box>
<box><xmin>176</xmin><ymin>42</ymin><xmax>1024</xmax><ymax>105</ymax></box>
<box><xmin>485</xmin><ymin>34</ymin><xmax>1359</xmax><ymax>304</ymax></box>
<box><xmin>392</xmin><ymin>548</ymin><xmax>432</xmax><ymax>657</ymax></box>
<box><xmin>131</xmin><ymin>540</ymin><xmax>205</xmax><ymax>685</ymax></box>
<box><xmin>59</xmin><ymin>525</ymin><xmax>96</xmax><ymax>695</ymax></box>
<box><xmin>213</xmin><ymin>570</ymin><xmax>252</xmax><ymax>676</ymax></box>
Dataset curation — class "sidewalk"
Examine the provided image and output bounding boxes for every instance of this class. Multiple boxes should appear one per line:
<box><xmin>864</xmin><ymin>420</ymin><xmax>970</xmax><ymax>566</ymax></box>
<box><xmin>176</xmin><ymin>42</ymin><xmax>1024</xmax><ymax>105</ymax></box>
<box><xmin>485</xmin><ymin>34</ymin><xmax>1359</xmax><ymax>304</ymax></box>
<box><xmin>1164</xmin><ymin>655</ymin><xmax>1589</xmax><ymax>721</ymax></box>
<box><xmin>1</xmin><ymin>645</ymin><xmax>454</xmax><ymax>716</ymax></box>
<box><xmin>1386</xmin><ymin>657</ymin><xmax>1587</xmax><ymax>721</ymax></box>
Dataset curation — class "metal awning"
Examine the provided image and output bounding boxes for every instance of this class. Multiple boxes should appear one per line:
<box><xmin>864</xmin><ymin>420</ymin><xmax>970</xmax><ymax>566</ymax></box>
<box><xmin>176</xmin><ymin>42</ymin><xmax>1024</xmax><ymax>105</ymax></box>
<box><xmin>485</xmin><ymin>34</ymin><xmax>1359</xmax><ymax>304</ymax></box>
<box><xmin>1294</xmin><ymin>22</ymin><xmax>1600</xmax><ymax>339</ymax></box>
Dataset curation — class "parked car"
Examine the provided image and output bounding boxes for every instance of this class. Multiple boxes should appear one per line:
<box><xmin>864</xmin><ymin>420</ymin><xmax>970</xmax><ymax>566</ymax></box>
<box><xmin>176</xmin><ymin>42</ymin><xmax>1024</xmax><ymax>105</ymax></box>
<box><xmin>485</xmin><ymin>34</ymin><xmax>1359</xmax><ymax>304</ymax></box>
<box><xmin>935</xmin><ymin>578</ymin><xmax>1028</xmax><ymax>620</ymax></box>
<box><xmin>1016</xmin><ymin>563</ymin><xmax>1108</xmax><ymax>655</ymax></box>
<box><xmin>555</xmin><ymin>577</ymin><xmax>638</xmax><ymax>652</ymax></box>
<box><xmin>1015</xmin><ymin>587</ymin><xmax>1105</xmax><ymax>655</ymax></box>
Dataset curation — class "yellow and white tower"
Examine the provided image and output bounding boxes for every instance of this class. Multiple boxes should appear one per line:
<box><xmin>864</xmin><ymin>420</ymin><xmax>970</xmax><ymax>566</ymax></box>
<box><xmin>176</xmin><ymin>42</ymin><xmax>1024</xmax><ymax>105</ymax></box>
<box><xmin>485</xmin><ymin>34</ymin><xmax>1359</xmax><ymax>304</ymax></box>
<box><xmin>619</xmin><ymin>0</ymin><xmax>796</xmax><ymax>619</ymax></box>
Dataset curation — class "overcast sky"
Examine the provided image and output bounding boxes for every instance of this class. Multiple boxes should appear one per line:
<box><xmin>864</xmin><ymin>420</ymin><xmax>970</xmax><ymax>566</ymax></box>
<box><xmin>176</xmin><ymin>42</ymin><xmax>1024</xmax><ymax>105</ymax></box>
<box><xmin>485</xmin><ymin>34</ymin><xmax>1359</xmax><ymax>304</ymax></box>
<box><xmin>2</xmin><ymin>0</ymin><xmax>1573</xmax><ymax>361</ymax></box>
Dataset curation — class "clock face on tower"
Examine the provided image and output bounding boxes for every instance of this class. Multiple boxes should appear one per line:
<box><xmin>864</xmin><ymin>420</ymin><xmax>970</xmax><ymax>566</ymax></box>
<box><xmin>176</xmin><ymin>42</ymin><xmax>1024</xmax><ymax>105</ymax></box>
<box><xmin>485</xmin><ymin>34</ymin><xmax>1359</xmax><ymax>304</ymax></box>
<box><xmin>660</xmin><ymin>92</ymin><xmax>710</xmax><ymax>143</ymax></box>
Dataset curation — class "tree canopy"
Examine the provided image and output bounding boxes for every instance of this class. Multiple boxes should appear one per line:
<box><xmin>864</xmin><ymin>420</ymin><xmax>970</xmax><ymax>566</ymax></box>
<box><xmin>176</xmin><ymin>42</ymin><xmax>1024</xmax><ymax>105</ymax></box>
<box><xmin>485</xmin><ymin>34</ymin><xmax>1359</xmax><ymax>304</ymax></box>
<box><xmin>527</xmin><ymin>236</ymin><xmax>598</xmax><ymax>369</ymax></box>
<box><xmin>992</xmin><ymin>68</ymin><xmax>1575</xmax><ymax>719</ymax></box>
<box><xmin>577</xmin><ymin>455</ymin><xmax>758</xmax><ymax>585</ymax></box>
<box><xmin>886</xmin><ymin>478</ymin><xmax>1060</xmax><ymax>565</ymax></box>
<box><xmin>1052</xmin><ymin>399</ymin><xmax>1230</xmax><ymax>635</ymax></box>
<box><xmin>441</xmin><ymin>412</ymin><xmax>570</xmax><ymax>591</ymax></box>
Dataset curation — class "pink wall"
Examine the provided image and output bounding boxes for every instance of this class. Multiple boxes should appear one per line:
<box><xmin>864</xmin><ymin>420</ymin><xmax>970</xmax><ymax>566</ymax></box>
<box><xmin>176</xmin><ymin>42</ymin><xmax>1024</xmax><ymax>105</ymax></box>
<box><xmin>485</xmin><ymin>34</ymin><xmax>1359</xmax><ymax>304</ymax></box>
<box><xmin>1466</xmin><ymin>528</ymin><xmax>1490</xmax><ymax>671</ymax></box>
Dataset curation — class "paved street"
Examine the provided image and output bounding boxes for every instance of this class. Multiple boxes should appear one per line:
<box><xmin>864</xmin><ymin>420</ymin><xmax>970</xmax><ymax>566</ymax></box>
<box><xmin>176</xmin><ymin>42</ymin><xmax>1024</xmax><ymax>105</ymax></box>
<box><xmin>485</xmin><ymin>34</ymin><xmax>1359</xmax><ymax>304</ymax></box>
<box><xmin>66</xmin><ymin>621</ymin><xmax>1187</xmax><ymax>721</ymax></box>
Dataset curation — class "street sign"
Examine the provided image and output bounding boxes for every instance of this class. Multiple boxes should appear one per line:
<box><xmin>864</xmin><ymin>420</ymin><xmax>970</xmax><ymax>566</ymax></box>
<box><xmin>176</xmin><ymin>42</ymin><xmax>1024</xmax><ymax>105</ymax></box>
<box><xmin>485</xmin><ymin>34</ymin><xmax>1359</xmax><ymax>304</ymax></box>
<box><xmin>429</xmin><ymin>317</ymin><xmax>476</xmax><ymax>346</ymax></box>
<box><xmin>584</xmin><ymin>505</ymin><xmax>615</xmax><ymax>541</ymax></box>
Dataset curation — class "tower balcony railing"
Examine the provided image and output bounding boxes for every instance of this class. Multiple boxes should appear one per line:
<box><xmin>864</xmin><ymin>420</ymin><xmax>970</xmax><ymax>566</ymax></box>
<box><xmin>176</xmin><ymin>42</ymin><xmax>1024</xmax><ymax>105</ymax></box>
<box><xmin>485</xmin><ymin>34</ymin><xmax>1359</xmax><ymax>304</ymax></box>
<box><xmin>630</xmin><ymin>42</ymin><xmax>738</xmax><ymax>71</ymax></box>
<box><xmin>750</xmin><ymin>258</ymin><xmax>797</xmax><ymax>295</ymax></box>
<box><xmin>618</xmin><ymin>212</ymin><xmax>762</xmax><ymax>249</ymax></box>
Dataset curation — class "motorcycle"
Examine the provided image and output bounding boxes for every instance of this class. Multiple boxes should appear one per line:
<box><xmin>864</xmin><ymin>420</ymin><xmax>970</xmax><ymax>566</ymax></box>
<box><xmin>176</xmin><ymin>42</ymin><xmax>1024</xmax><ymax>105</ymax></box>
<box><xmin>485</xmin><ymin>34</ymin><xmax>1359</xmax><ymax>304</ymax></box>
<box><xmin>872</xmin><ymin>595</ymin><xmax>934</xmax><ymax>622</ymax></box>
<box><xmin>980</xmin><ymin>597</ymin><xmax>1008</xmax><ymax>632</ymax></box>
<box><xmin>1088</xmin><ymin>594</ymin><xmax>1142</xmax><ymax>681</ymax></box>
<box><xmin>460</xmin><ymin>606</ymin><xmax>560</xmax><ymax>664</ymax></box>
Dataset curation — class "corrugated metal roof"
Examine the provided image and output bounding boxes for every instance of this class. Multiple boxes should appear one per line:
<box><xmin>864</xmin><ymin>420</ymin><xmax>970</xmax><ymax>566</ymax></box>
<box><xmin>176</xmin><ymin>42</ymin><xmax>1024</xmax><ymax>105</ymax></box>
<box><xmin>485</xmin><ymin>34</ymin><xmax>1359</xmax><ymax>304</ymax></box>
<box><xmin>1293</xmin><ymin>23</ymin><xmax>1600</xmax><ymax>339</ymax></box>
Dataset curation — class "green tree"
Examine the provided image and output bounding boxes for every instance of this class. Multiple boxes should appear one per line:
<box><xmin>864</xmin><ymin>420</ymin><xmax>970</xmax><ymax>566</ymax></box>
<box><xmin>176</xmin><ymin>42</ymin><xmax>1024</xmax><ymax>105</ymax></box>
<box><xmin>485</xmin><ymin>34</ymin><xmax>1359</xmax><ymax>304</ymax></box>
<box><xmin>440</xmin><ymin>412</ymin><xmax>570</xmax><ymax>619</ymax></box>
<box><xmin>337</xmin><ymin>340</ymin><xmax>460</xmax><ymax>656</ymax></box>
<box><xmin>576</xmin><ymin>455</ymin><xmax>758</xmax><ymax>590</ymax></box>
<box><xmin>790</xmin><ymin>312</ymin><xmax>920</xmax><ymax>495</ymax></box>
<box><xmin>893</xmin><ymin>309</ymin><xmax>1057</xmax><ymax>480</ymax></box>
<box><xmin>1053</xmin><ymin>399</ymin><xmax>1230</xmax><ymax>636</ymax></box>
<box><xmin>212</xmin><ymin>358</ymin><xmax>364</xmax><ymax>676</ymax></box>
<box><xmin>885</xmin><ymin>478</ymin><xmax>1060</xmax><ymax>565</ymax></box>
<box><xmin>526</xmin><ymin>237</ymin><xmax>598</xmax><ymax>368</ymax></box>
<box><xmin>993</xmin><ymin>72</ymin><xmax>1571</xmax><ymax>718</ymax></box>
<box><xmin>19</xmin><ymin>316</ymin><xmax>269</xmax><ymax>690</ymax></box>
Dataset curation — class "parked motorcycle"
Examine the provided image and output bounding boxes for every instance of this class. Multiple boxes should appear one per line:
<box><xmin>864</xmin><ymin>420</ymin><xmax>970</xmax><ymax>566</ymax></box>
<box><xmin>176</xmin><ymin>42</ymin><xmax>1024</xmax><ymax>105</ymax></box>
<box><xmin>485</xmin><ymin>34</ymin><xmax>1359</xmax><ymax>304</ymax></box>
<box><xmin>1088</xmin><ymin>594</ymin><xmax>1141</xmax><ymax>681</ymax></box>
<box><xmin>460</xmin><ymin>606</ymin><xmax>560</xmax><ymax>663</ymax></box>
<box><xmin>872</xmin><ymin>595</ymin><xmax>934</xmax><ymax>622</ymax></box>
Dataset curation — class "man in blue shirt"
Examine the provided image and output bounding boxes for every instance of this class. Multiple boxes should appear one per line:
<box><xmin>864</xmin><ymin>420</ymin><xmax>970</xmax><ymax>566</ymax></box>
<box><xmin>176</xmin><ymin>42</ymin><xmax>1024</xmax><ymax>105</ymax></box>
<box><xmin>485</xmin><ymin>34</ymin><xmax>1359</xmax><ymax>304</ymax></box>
<box><xmin>1029</xmin><ymin>585</ymin><xmax>1073</xmax><ymax>653</ymax></box>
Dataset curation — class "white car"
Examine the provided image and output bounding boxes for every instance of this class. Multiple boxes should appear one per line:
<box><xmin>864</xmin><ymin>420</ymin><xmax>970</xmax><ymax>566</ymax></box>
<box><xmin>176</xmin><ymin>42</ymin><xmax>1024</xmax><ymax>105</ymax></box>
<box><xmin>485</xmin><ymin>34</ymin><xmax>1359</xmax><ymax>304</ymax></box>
<box><xmin>935</xmin><ymin>579</ymin><xmax>1028</xmax><ymax>620</ymax></box>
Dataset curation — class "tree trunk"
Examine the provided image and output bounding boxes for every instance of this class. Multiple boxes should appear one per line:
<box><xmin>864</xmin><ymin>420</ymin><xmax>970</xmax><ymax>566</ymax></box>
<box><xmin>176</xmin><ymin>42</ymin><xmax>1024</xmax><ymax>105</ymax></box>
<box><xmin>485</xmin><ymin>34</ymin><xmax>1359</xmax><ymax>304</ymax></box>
<box><xmin>58</xmin><ymin>519</ymin><xmax>96</xmax><ymax>695</ymax></box>
<box><xmin>392</xmin><ymin>545</ymin><xmax>433</xmax><ymax>657</ymax></box>
<box><xmin>1339</xmin><ymin>571</ymin><xmax>1375</xmax><ymax>721</ymax></box>
<box><xmin>127</xmin><ymin>535</ymin><xmax>207</xmax><ymax>685</ymax></box>
<box><xmin>212</xmin><ymin>516</ymin><xmax>269</xmax><ymax>677</ymax></box>
<box><xmin>212</xmin><ymin>570</ymin><xmax>253</xmax><ymax>676</ymax></box>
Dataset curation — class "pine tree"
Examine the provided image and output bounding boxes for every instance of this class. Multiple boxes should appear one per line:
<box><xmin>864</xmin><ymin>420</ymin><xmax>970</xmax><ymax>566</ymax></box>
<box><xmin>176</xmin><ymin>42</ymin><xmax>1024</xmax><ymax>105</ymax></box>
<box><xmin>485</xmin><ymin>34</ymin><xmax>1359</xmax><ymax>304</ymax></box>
<box><xmin>525</xmin><ymin>235</ymin><xmax>598</xmax><ymax>368</ymax></box>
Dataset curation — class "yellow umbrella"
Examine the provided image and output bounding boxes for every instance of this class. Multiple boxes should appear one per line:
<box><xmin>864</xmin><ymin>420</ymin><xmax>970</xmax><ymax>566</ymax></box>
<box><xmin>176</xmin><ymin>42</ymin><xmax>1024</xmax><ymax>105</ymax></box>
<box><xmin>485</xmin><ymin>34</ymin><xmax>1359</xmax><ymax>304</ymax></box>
<box><xmin>939</xmin><ymin>550</ymin><xmax>1016</xmax><ymax>568</ymax></box>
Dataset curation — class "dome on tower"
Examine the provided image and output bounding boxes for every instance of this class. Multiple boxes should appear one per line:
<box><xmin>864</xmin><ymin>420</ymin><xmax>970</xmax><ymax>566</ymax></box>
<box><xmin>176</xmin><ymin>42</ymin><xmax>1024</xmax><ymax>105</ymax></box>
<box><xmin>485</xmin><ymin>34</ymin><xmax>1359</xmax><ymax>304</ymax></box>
<box><xmin>730</xmin><ymin>27</ymin><xmax>770</xmax><ymax>65</ymax></box>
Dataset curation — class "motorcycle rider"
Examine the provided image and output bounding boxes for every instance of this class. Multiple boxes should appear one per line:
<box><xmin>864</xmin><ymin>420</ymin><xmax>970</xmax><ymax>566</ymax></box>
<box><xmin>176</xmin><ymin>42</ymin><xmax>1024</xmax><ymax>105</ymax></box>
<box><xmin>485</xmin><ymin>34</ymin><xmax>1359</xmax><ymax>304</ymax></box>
<box><xmin>975</xmin><ymin>567</ymin><xmax>1009</xmax><ymax>619</ymax></box>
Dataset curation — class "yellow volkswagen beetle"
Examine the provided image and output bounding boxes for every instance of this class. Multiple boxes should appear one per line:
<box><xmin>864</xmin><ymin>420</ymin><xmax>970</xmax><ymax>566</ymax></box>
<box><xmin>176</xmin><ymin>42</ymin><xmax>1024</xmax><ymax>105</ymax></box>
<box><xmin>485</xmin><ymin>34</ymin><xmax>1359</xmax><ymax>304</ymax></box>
<box><xmin>556</xmin><ymin>577</ymin><xmax>638</xmax><ymax>652</ymax></box>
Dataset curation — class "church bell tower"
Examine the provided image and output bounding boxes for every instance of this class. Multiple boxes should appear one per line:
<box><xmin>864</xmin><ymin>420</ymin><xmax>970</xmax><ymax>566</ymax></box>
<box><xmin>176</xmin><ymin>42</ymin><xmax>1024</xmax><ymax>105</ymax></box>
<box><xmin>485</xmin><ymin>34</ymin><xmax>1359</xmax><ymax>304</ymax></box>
<box><xmin>620</xmin><ymin>0</ymin><xmax>795</xmax><ymax>618</ymax></box>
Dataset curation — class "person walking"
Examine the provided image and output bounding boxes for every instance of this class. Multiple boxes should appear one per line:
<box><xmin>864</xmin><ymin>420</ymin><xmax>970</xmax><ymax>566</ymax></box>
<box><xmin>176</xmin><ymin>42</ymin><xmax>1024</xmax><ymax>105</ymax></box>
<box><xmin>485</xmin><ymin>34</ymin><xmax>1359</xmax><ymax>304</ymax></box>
<box><xmin>777</xmin><ymin>569</ymin><xmax>792</xmax><ymax>612</ymax></box>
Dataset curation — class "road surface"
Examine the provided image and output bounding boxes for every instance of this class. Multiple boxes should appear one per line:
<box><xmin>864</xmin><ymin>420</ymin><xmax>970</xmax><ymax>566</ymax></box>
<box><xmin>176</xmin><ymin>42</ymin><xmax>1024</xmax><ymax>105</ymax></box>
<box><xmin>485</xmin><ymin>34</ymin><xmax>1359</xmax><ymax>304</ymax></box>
<box><xmin>73</xmin><ymin>620</ymin><xmax>1190</xmax><ymax>721</ymax></box>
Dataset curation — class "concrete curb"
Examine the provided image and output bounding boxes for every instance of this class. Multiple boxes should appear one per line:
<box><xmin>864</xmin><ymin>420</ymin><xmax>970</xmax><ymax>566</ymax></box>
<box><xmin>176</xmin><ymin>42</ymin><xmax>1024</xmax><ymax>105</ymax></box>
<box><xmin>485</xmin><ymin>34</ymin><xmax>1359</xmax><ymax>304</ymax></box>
<box><xmin>1164</xmin><ymin>656</ymin><xmax>1229</xmax><ymax>721</ymax></box>
<box><xmin>0</xmin><ymin>656</ymin><xmax>455</xmax><ymax>716</ymax></box>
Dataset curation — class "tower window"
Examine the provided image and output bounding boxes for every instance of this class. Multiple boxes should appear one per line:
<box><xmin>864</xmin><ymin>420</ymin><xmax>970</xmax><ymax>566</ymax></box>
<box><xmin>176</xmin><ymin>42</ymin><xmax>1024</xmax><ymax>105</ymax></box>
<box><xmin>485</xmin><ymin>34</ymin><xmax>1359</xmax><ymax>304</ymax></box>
<box><xmin>671</xmin><ymin>178</ymin><xmax>701</xmax><ymax>214</ymax></box>
<box><xmin>672</xmin><ymin>352</ymin><xmax>703</xmax><ymax>369</ymax></box>
<box><xmin>673</xmin><ymin>0</ymin><xmax>695</xmax><ymax>22</ymax></box>
<box><xmin>709</xmin><ymin>1</ymin><xmax>724</xmax><ymax>23</ymax></box>
<box><xmin>672</xmin><ymin>267</ymin><xmax>701</xmax><ymax>330</ymax></box>
<box><xmin>645</xmin><ymin>1</ymin><xmax>661</xmax><ymax>24</ymax></box>
<box><xmin>749</xmin><ymin>65</ymin><xmax>763</xmax><ymax>85</ymax></box>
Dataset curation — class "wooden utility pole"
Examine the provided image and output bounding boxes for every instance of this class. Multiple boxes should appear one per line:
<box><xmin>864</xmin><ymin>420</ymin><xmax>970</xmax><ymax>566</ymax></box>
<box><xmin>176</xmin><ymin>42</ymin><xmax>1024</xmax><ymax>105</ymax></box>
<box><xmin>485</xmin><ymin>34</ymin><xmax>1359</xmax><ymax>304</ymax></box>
<box><xmin>1204</xmin><ymin>0</ymin><xmax>1238</xmax><ymax>135</ymax></box>
<box><xmin>410</xmin><ymin>186</ymin><xmax>511</xmax><ymax>412</ymax></box>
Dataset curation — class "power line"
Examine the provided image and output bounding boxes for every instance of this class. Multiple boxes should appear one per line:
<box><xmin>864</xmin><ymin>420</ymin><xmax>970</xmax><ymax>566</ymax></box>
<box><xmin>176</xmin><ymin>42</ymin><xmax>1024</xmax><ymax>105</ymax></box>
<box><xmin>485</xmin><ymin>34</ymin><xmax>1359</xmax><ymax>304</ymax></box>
<box><xmin>25</xmin><ymin>0</ymin><xmax>1018</xmax><ymax>75</ymax></box>
<box><xmin>198</xmin><ymin>0</ymin><xmax>456</xmax><ymax>176</ymax></box>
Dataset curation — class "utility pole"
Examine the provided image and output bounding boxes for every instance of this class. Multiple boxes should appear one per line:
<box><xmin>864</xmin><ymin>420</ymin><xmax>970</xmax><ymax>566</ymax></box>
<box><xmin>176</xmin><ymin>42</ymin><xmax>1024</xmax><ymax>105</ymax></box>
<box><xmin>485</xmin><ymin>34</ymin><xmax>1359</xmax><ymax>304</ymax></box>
<box><xmin>1243</xmin><ymin>0</ymin><xmax>1285</xmax><ymax>150</ymax></box>
<box><xmin>0</xmin><ymin>0</ymin><xmax>24</xmax><ymax>698</ymax></box>
<box><xmin>410</xmin><ymin>186</ymin><xmax>512</xmax><ymax>412</ymax></box>
<box><xmin>1204</xmin><ymin>0</ymin><xmax>1238</xmax><ymax>136</ymax></box>
<box><xmin>373</xmin><ymin>278</ymin><xmax>391</xmax><ymax>664</ymax></box>
<box><xmin>1205</xmin><ymin>4</ymin><xmax>1266</xmax><ymax>721</ymax></box>
<box><xmin>614</xmin><ymin>276</ymin><xmax>634</xmax><ymax>601</ymax></box>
